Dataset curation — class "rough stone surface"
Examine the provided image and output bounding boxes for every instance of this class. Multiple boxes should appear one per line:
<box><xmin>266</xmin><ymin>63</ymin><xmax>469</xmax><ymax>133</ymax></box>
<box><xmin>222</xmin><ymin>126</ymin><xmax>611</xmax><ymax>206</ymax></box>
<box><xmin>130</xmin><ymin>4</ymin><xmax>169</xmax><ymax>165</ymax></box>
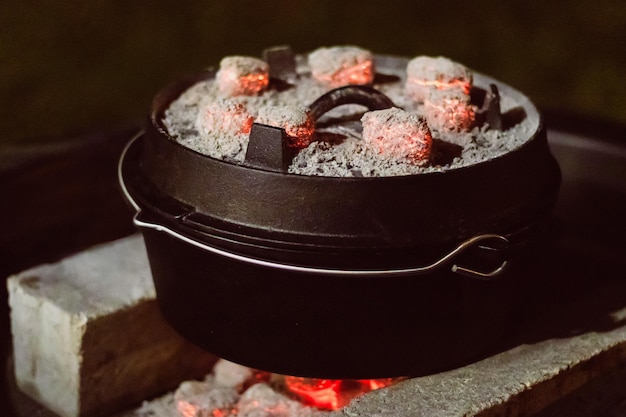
<box><xmin>7</xmin><ymin>234</ymin><xmax>216</xmax><ymax>417</ymax></box>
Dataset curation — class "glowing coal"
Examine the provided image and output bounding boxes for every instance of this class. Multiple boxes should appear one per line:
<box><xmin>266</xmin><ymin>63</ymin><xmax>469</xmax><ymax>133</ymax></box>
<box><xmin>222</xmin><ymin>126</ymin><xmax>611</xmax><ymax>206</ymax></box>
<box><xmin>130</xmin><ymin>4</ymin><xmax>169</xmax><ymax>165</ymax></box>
<box><xmin>282</xmin><ymin>376</ymin><xmax>402</xmax><ymax>411</ymax></box>
<box><xmin>194</xmin><ymin>98</ymin><xmax>254</xmax><ymax>160</ymax></box>
<box><xmin>308</xmin><ymin>46</ymin><xmax>374</xmax><ymax>88</ymax></box>
<box><xmin>423</xmin><ymin>88</ymin><xmax>477</xmax><ymax>132</ymax></box>
<box><xmin>174</xmin><ymin>380</ymin><xmax>238</xmax><ymax>417</ymax></box>
<box><xmin>237</xmin><ymin>383</ymin><xmax>322</xmax><ymax>417</ymax></box>
<box><xmin>129</xmin><ymin>360</ymin><xmax>403</xmax><ymax>416</ymax></box>
<box><xmin>216</xmin><ymin>56</ymin><xmax>270</xmax><ymax>97</ymax></box>
<box><xmin>361</xmin><ymin>107</ymin><xmax>432</xmax><ymax>164</ymax></box>
<box><xmin>405</xmin><ymin>56</ymin><xmax>473</xmax><ymax>102</ymax></box>
<box><xmin>256</xmin><ymin>105</ymin><xmax>315</xmax><ymax>148</ymax></box>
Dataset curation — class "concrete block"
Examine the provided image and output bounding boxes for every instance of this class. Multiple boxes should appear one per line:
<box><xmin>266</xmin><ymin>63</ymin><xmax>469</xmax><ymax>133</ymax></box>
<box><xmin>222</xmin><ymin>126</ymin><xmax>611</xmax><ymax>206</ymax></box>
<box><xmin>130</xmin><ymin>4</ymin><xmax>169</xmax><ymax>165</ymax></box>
<box><xmin>8</xmin><ymin>234</ymin><xmax>215</xmax><ymax>417</ymax></box>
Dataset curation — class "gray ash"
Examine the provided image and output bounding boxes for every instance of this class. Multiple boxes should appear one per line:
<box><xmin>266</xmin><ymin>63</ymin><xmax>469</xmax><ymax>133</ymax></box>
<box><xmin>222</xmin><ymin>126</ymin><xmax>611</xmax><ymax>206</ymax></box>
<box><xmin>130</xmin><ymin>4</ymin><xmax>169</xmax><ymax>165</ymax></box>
<box><xmin>162</xmin><ymin>48</ymin><xmax>538</xmax><ymax>177</ymax></box>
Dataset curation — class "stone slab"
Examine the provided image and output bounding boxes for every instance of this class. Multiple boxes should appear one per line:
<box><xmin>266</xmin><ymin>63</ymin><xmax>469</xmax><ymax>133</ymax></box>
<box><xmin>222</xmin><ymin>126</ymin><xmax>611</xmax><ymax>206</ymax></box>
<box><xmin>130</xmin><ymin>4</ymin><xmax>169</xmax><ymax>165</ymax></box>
<box><xmin>333</xmin><ymin>282</ymin><xmax>626</xmax><ymax>417</ymax></box>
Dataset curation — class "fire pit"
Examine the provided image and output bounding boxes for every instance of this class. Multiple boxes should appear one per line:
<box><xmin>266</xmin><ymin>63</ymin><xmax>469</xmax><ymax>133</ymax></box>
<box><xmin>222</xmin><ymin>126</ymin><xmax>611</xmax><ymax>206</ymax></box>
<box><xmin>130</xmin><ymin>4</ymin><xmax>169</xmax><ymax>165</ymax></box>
<box><xmin>119</xmin><ymin>46</ymin><xmax>560</xmax><ymax>380</ymax></box>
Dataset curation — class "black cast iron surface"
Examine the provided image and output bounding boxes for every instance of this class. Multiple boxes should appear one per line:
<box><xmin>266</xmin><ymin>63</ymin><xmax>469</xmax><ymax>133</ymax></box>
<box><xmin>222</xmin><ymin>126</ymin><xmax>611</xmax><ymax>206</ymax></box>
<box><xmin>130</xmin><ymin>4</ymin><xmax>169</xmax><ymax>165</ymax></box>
<box><xmin>138</xmin><ymin>61</ymin><xmax>559</xmax><ymax>261</ymax></box>
<box><xmin>119</xmin><ymin>60</ymin><xmax>561</xmax><ymax>378</ymax></box>
<box><xmin>2</xmin><ymin>117</ymin><xmax>626</xmax><ymax>414</ymax></box>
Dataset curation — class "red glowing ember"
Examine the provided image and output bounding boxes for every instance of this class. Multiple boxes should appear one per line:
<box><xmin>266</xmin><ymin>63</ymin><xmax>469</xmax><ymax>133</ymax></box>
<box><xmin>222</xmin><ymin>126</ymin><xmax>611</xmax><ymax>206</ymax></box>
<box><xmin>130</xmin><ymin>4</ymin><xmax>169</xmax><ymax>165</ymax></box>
<box><xmin>283</xmin><ymin>376</ymin><xmax>402</xmax><ymax>411</ymax></box>
<box><xmin>195</xmin><ymin>99</ymin><xmax>254</xmax><ymax>137</ymax></box>
<box><xmin>174</xmin><ymin>380</ymin><xmax>239</xmax><ymax>417</ymax></box>
<box><xmin>141</xmin><ymin>359</ymin><xmax>406</xmax><ymax>415</ymax></box>
<box><xmin>256</xmin><ymin>105</ymin><xmax>315</xmax><ymax>148</ymax></box>
<box><xmin>284</xmin><ymin>377</ymin><xmax>343</xmax><ymax>410</ymax></box>
<box><xmin>424</xmin><ymin>88</ymin><xmax>476</xmax><ymax>132</ymax></box>
<box><xmin>216</xmin><ymin>56</ymin><xmax>270</xmax><ymax>96</ymax></box>
<box><xmin>308</xmin><ymin>46</ymin><xmax>374</xmax><ymax>87</ymax></box>
<box><xmin>362</xmin><ymin>107</ymin><xmax>433</xmax><ymax>164</ymax></box>
<box><xmin>405</xmin><ymin>56</ymin><xmax>472</xmax><ymax>102</ymax></box>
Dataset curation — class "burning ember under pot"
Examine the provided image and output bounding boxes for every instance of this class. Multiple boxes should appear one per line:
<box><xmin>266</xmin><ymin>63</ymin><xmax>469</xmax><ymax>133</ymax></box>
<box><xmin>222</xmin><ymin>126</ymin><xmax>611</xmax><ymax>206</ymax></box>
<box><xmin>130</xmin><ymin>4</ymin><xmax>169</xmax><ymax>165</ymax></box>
<box><xmin>119</xmin><ymin>48</ymin><xmax>561</xmax><ymax>379</ymax></box>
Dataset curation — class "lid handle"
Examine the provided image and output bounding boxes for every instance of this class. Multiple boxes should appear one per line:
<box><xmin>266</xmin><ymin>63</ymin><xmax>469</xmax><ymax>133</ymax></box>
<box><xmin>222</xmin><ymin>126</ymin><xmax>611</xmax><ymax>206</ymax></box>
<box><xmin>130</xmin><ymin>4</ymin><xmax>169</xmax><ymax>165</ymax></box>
<box><xmin>243</xmin><ymin>85</ymin><xmax>396</xmax><ymax>172</ymax></box>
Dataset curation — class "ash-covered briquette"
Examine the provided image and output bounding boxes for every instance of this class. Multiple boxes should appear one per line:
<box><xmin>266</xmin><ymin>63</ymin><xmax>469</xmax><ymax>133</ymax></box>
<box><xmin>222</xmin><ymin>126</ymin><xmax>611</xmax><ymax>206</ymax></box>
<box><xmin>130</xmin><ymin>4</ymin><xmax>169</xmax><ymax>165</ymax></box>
<box><xmin>194</xmin><ymin>98</ymin><xmax>254</xmax><ymax>160</ymax></box>
<box><xmin>216</xmin><ymin>56</ymin><xmax>270</xmax><ymax>96</ymax></box>
<box><xmin>361</xmin><ymin>108</ymin><xmax>432</xmax><ymax>164</ymax></box>
<box><xmin>131</xmin><ymin>359</ymin><xmax>327</xmax><ymax>417</ymax></box>
<box><xmin>308</xmin><ymin>45</ymin><xmax>375</xmax><ymax>87</ymax></box>
<box><xmin>423</xmin><ymin>88</ymin><xmax>477</xmax><ymax>132</ymax></box>
<box><xmin>127</xmin><ymin>359</ymin><xmax>402</xmax><ymax>416</ymax></box>
<box><xmin>174</xmin><ymin>380</ymin><xmax>239</xmax><ymax>417</ymax></box>
<box><xmin>405</xmin><ymin>56</ymin><xmax>473</xmax><ymax>102</ymax></box>
<box><xmin>256</xmin><ymin>105</ymin><xmax>315</xmax><ymax>148</ymax></box>
<box><xmin>163</xmin><ymin>47</ymin><xmax>536</xmax><ymax>176</ymax></box>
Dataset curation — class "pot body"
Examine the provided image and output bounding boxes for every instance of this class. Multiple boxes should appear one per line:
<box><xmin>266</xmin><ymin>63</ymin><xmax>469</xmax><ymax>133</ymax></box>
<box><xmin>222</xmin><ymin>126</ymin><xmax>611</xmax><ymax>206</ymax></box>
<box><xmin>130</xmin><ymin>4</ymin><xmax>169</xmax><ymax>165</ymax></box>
<box><xmin>119</xmin><ymin>55</ymin><xmax>561</xmax><ymax>378</ymax></box>
<box><xmin>139</xmin><ymin>221</ymin><xmax>522</xmax><ymax>378</ymax></box>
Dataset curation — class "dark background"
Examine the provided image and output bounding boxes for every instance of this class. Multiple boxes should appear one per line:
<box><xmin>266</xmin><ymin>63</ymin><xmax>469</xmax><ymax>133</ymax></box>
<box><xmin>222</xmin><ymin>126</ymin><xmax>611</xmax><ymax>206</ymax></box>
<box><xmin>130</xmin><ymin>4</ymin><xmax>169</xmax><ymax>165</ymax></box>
<box><xmin>1</xmin><ymin>0</ymin><xmax>625</xmax><ymax>149</ymax></box>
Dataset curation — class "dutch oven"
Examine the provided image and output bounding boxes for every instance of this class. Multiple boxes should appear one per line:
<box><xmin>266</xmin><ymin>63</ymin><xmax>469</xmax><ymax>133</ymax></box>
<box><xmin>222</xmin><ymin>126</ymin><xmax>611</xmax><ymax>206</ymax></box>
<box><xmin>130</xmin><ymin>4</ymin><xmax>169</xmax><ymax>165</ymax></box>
<box><xmin>118</xmin><ymin>55</ymin><xmax>561</xmax><ymax>379</ymax></box>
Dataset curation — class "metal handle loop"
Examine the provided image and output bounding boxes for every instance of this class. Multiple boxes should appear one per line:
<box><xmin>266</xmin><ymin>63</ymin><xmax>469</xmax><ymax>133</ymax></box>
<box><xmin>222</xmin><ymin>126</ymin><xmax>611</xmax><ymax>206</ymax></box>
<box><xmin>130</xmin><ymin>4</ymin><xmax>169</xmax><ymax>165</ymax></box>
<box><xmin>133</xmin><ymin>210</ymin><xmax>509</xmax><ymax>280</ymax></box>
<box><xmin>308</xmin><ymin>85</ymin><xmax>396</xmax><ymax>121</ymax></box>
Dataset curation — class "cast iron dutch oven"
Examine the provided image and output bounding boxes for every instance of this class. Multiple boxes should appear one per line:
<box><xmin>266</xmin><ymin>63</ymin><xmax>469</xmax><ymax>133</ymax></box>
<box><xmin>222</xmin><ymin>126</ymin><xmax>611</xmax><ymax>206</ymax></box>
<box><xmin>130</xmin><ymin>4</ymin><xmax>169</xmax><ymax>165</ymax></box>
<box><xmin>119</xmin><ymin>55</ymin><xmax>560</xmax><ymax>379</ymax></box>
